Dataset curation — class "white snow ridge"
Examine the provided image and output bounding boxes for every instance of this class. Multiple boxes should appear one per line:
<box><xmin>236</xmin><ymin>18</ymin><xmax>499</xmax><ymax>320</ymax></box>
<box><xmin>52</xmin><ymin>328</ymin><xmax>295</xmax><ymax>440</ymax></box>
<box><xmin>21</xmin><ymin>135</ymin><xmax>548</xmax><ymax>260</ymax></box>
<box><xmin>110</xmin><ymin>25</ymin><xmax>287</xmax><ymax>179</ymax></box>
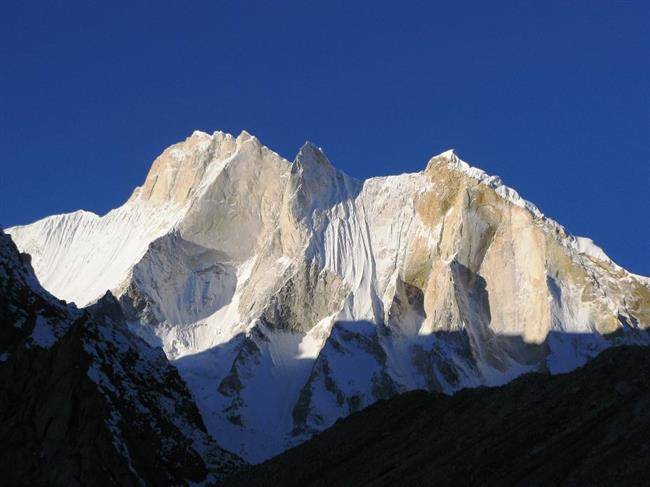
<box><xmin>8</xmin><ymin>130</ymin><xmax>650</xmax><ymax>462</ymax></box>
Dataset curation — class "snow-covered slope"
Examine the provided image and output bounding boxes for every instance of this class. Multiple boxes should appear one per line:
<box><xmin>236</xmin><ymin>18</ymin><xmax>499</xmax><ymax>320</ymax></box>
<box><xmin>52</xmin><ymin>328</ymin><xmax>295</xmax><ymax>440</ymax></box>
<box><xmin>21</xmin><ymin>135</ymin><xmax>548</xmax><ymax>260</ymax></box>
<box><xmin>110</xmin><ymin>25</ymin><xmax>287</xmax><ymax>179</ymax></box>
<box><xmin>8</xmin><ymin>130</ymin><xmax>650</xmax><ymax>463</ymax></box>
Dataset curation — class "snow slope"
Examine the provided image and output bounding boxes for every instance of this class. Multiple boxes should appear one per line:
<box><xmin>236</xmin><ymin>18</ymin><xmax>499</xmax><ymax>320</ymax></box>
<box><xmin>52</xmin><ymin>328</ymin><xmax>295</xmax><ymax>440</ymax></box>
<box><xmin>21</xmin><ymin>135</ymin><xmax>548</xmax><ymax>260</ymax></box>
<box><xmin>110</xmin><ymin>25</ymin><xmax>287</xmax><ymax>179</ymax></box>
<box><xmin>8</xmin><ymin>130</ymin><xmax>650</xmax><ymax>462</ymax></box>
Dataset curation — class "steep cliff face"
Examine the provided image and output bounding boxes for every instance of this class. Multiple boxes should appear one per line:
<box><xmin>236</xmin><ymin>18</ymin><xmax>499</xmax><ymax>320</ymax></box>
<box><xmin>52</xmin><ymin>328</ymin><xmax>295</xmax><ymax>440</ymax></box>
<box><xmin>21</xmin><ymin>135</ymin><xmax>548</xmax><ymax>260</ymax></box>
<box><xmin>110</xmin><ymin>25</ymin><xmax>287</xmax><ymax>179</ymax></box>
<box><xmin>8</xmin><ymin>131</ymin><xmax>650</xmax><ymax>462</ymax></box>
<box><xmin>0</xmin><ymin>229</ymin><xmax>244</xmax><ymax>485</ymax></box>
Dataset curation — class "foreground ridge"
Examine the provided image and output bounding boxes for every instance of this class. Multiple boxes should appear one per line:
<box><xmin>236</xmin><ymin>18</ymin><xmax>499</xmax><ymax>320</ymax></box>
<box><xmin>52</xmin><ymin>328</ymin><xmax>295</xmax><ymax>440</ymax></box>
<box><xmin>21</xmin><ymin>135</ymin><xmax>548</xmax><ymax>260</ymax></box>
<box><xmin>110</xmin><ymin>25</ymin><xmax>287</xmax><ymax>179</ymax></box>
<box><xmin>225</xmin><ymin>345</ymin><xmax>650</xmax><ymax>486</ymax></box>
<box><xmin>7</xmin><ymin>130</ymin><xmax>650</xmax><ymax>462</ymax></box>
<box><xmin>0</xmin><ymin>229</ymin><xmax>245</xmax><ymax>484</ymax></box>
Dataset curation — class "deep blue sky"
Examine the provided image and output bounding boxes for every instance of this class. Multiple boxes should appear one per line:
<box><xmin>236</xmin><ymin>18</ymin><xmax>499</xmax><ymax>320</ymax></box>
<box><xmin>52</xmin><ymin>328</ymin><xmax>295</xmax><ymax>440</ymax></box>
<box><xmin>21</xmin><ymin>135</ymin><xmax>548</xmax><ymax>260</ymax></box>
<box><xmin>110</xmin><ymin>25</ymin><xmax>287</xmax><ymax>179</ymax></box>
<box><xmin>1</xmin><ymin>1</ymin><xmax>648</xmax><ymax>274</ymax></box>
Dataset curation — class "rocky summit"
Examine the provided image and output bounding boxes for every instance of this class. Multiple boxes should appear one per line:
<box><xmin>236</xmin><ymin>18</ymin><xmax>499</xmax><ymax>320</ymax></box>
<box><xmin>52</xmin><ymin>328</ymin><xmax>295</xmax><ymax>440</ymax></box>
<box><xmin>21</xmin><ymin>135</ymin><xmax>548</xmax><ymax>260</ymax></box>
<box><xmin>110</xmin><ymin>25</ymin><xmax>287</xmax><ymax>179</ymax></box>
<box><xmin>7</xmin><ymin>130</ymin><xmax>650</xmax><ymax>463</ymax></box>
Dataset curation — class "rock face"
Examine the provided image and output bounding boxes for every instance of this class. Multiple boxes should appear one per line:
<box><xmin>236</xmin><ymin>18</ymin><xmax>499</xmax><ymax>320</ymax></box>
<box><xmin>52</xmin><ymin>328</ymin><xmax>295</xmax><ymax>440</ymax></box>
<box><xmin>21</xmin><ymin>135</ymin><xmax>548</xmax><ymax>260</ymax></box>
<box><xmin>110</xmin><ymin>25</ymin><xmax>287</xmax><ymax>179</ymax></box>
<box><xmin>225</xmin><ymin>345</ymin><xmax>650</xmax><ymax>487</ymax></box>
<box><xmin>0</xmin><ymin>229</ymin><xmax>244</xmax><ymax>485</ymax></box>
<box><xmin>8</xmin><ymin>131</ymin><xmax>650</xmax><ymax>462</ymax></box>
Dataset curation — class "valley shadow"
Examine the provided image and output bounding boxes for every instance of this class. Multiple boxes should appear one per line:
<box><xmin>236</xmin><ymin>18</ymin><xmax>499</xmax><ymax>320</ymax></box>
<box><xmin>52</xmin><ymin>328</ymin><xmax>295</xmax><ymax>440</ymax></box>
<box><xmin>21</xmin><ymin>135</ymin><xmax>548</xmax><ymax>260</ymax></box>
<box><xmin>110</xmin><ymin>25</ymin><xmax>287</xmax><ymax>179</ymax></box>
<box><xmin>166</xmin><ymin>313</ymin><xmax>650</xmax><ymax>444</ymax></box>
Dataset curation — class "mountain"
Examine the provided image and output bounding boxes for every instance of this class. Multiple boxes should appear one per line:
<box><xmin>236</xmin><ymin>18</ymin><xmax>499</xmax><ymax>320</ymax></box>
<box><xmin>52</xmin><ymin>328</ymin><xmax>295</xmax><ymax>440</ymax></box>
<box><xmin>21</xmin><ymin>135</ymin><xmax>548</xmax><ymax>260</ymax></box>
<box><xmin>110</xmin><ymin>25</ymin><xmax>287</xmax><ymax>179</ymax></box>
<box><xmin>8</xmin><ymin>130</ymin><xmax>650</xmax><ymax>462</ymax></box>
<box><xmin>225</xmin><ymin>345</ymin><xmax>650</xmax><ymax>486</ymax></box>
<box><xmin>0</xmin><ymin>229</ymin><xmax>244</xmax><ymax>485</ymax></box>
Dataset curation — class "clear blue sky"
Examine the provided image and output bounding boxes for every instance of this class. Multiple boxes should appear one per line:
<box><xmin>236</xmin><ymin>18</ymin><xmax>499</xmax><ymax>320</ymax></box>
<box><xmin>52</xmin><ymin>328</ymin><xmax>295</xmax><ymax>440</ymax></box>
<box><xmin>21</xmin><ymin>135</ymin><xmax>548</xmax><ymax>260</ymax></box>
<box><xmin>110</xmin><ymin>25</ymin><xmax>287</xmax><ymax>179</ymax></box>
<box><xmin>1</xmin><ymin>1</ymin><xmax>648</xmax><ymax>275</ymax></box>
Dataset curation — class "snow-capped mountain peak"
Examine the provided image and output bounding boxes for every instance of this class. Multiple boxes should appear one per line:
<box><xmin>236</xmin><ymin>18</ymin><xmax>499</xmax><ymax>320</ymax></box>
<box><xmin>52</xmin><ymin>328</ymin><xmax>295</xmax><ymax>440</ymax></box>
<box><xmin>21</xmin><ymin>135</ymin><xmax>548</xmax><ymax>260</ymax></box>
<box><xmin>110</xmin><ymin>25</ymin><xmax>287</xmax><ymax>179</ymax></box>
<box><xmin>7</xmin><ymin>130</ymin><xmax>649</xmax><ymax>462</ymax></box>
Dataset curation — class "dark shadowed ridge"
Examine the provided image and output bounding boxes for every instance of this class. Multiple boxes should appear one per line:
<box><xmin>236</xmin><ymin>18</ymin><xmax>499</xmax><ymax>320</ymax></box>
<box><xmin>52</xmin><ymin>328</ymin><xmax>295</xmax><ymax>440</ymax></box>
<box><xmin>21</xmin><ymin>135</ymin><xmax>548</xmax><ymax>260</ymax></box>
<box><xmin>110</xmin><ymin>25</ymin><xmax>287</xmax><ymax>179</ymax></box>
<box><xmin>226</xmin><ymin>345</ymin><xmax>650</xmax><ymax>487</ymax></box>
<box><xmin>0</xmin><ymin>229</ymin><xmax>246</xmax><ymax>485</ymax></box>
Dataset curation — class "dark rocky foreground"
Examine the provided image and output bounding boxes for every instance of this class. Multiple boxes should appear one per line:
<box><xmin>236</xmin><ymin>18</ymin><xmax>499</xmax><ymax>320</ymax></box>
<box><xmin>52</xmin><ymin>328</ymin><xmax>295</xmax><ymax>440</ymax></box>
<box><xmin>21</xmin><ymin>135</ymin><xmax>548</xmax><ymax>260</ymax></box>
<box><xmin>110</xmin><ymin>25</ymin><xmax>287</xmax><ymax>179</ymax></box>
<box><xmin>226</xmin><ymin>345</ymin><xmax>650</xmax><ymax>487</ymax></box>
<box><xmin>0</xmin><ymin>229</ymin><xmax>244</xmax><ymax>486</ymax></box>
